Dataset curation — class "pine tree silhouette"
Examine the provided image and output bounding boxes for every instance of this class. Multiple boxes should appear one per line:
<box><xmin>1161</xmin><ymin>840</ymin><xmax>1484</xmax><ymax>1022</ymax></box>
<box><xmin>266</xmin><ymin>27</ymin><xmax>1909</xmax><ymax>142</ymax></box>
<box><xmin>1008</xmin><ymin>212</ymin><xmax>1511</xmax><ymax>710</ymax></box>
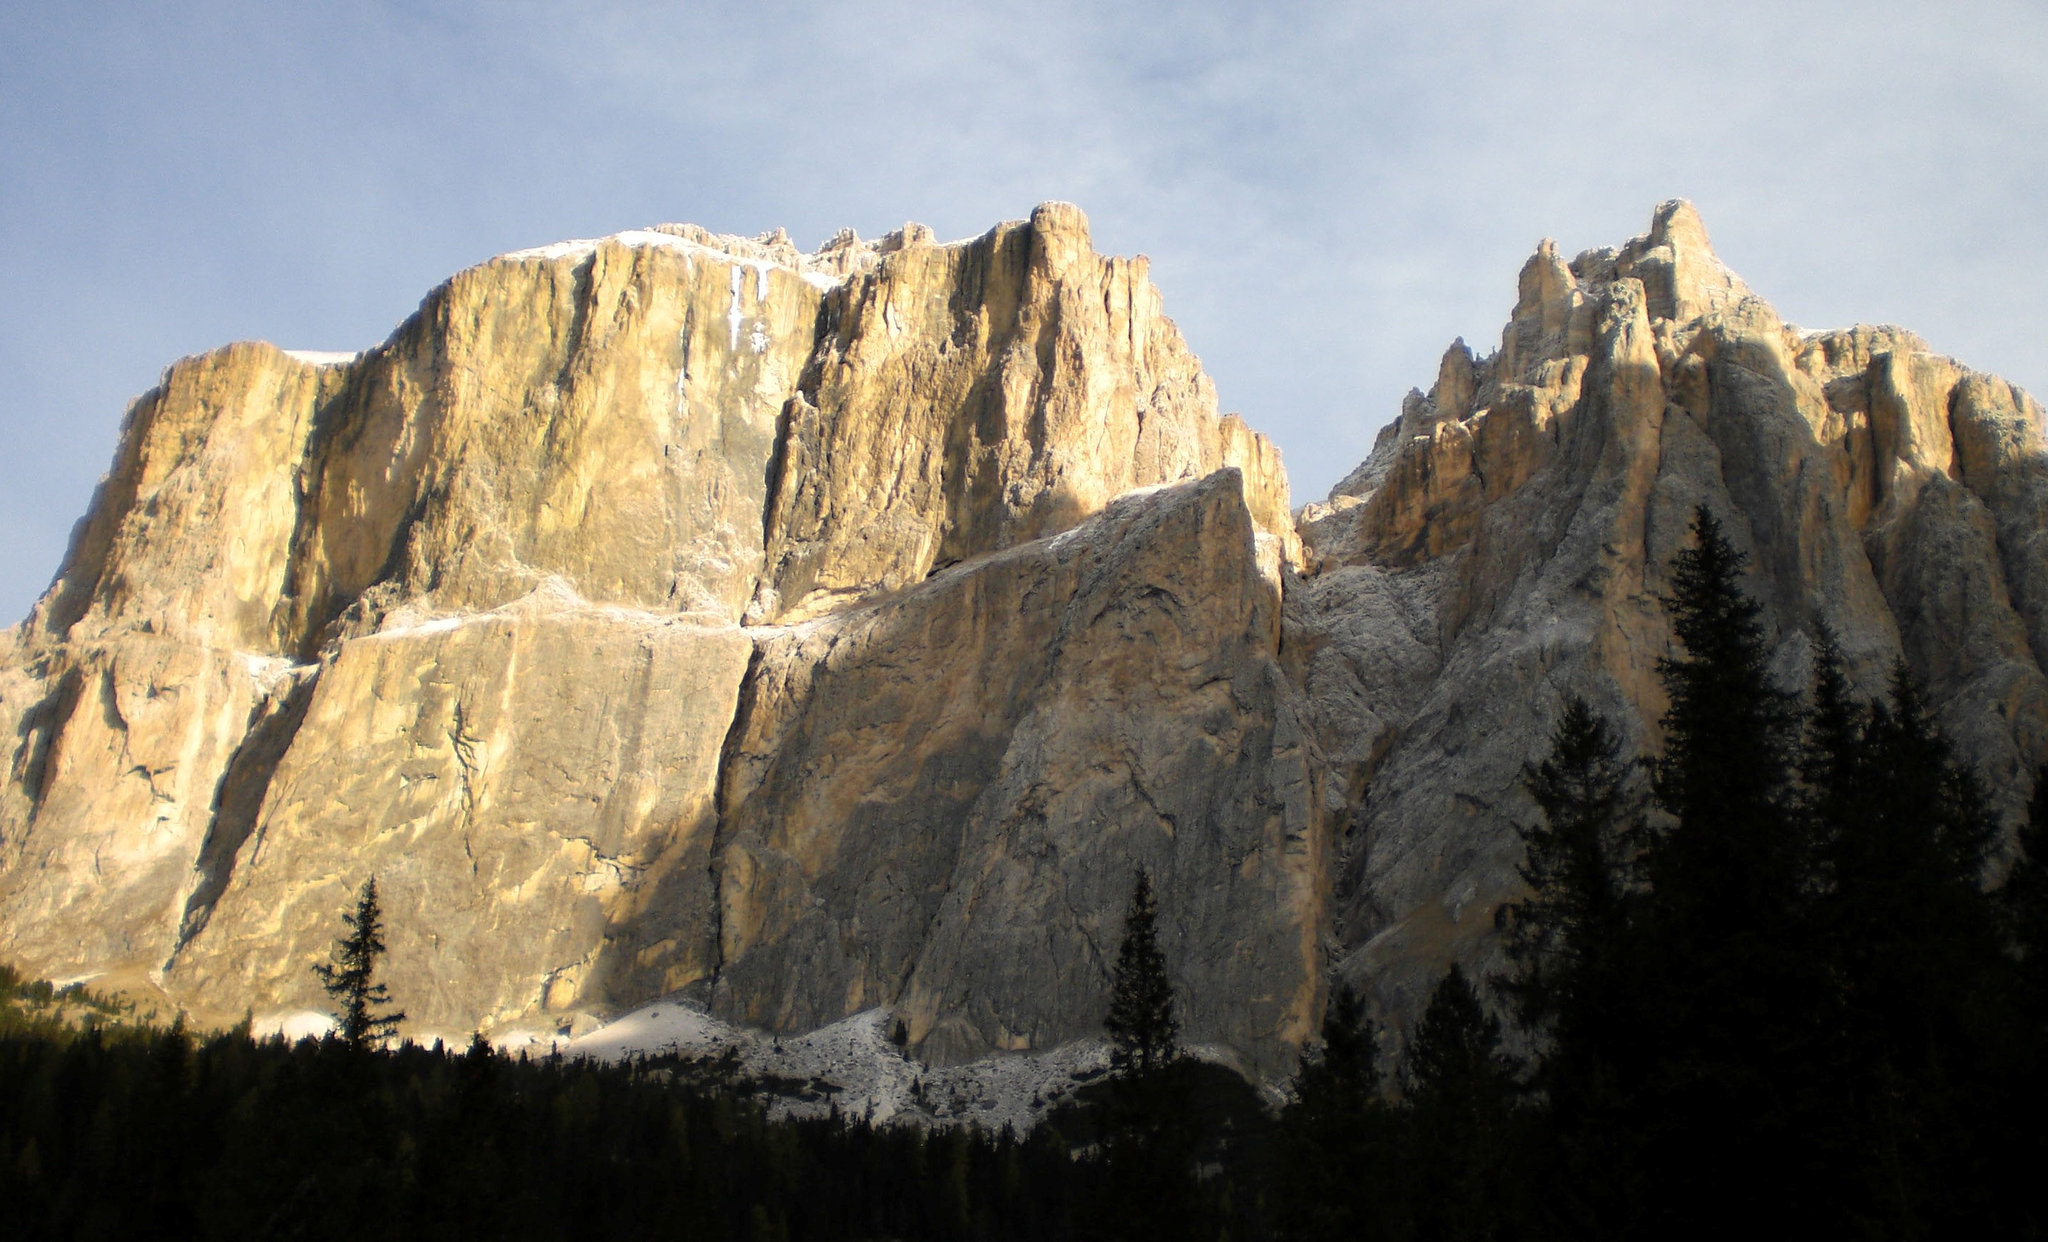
<box><xmin>1404</xmin><ymin>965</ymin><xmax>1520</xmax><ymax>1239</ymax></box>
<box><xmin>1104</xmin><ymin>869</ymin><xmax>1180</xmax><ymax>1077</ymax></box>
<box><xmin>1501</xmin><ymin>695</ymin><xmax>1638</xmax><ymax>1045</ymax></box>
<box><xmin>1649</xmin><ymin>508</ymin><xmax>1806</xmax><ymax>923</ymax></box>
<box><xmin>313</xmin><ymin>876</ymin><xmax>406</xmax><ymax>1050</ymax></box>
<box><xmin>1635</xmin><ymin>508</ymin><xmax>1828</xmax><ymax>1232</ymax></box>
<box><xmin>1813</xmin><ymin>663</ymin><xmax>2006</xmax><ymax>1227</ymax></box>
<box><xmin>1276</xmin><ymin>984</ymin><xmax>1402</xmax><ymax>1241</ymax></box>
<box><xmin>2007</xmin><ymin>763</ymin><xmax>2048</xmax><ymax>1021</ymax></box>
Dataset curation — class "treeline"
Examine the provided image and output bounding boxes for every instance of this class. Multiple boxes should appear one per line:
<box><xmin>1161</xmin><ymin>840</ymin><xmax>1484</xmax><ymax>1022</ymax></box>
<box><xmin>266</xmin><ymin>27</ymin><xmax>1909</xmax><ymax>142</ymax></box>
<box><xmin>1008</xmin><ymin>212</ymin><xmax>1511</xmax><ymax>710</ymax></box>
<box><xmin>2</xmin><ymin>508</ymin><xmax>2045</xmax><ymax>1239</ymax></box>
<box><xmin>0</xmin><ymin>1009</ymin><xmax>1096</xmax><ymax>1241</ymax></box>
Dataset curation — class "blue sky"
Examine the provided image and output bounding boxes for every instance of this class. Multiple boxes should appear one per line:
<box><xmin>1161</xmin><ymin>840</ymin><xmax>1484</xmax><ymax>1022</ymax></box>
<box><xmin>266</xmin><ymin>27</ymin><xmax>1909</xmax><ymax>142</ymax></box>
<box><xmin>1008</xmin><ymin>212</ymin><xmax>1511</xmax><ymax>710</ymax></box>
<box><xmin>3</xmin><ymin>1</ymin><xmax>2044</xmax><ymax>622</ymax></box>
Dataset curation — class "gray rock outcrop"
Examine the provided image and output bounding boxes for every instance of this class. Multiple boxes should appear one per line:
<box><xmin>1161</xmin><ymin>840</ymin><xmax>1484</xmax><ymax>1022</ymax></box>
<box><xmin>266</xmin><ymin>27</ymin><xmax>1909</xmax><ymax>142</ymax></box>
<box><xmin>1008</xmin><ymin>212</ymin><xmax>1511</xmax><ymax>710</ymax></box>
<box><xmin>1297</xmin><ymin>201</ymin><xmax>2048</xmax><ymax>1021</ymax></box>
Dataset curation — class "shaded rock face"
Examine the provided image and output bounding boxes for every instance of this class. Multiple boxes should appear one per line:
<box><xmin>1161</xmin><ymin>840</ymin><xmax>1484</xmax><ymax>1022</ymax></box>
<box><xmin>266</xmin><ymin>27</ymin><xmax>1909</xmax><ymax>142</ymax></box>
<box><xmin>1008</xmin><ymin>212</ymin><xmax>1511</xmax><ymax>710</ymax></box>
<box><xmin>1296</xmin><ymin>200</ymin><xmax>2048</xmax><ymax>1023</ymax></box>
<box><xmin>717</xmin><ymin>471</ymin><xmax>1319</xmax><ymax>1072</ymax></box>
<box><xmin>2</xmin><ymin>198</ymin><xmax>2042</xmax><ymax>1077</ymax></box>
<box><xmin>0</xmin><ymin>205</ymin><xmax>1310</xmax><ymax>1073</ymax></box>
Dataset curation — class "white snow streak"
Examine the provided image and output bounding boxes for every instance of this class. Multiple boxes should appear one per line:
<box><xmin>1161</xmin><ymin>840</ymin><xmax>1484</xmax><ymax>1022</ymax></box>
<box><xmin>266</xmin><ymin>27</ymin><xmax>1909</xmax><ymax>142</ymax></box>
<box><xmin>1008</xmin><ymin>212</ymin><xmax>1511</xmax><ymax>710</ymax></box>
<box><xmin>728</xmin><ymin>265</ymin><xmax>745</xmax><ymax>351</ymax></box>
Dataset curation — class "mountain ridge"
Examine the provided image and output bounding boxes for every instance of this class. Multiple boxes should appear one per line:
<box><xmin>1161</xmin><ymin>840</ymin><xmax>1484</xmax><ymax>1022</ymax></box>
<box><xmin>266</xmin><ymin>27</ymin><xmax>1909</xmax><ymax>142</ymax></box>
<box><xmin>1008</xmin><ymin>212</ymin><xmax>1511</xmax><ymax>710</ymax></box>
<box><xmin>0</xmin><ymin>199</ymin><xmax>2041</xmax><ymax>1080</ymax></box>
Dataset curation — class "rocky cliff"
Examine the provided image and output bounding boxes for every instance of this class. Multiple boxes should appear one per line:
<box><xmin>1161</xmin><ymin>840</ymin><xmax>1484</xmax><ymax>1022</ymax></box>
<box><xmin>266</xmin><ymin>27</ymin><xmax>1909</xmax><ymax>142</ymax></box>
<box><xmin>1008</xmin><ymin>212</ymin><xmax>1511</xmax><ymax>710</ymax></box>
<box><xmin>0</xmin><ymin>204</ymin><xmax>1316</xmax><ymax>1075</ymax></box>
<box><xmin>1297</xmin><ymin>201</ymin><xmax>2048</xmax><ymax>1021</ymax></box>
<box><xmin>0</xmin><ymin>200</ymin><xmax>2041</xmax><ymax>1079</ymax></box>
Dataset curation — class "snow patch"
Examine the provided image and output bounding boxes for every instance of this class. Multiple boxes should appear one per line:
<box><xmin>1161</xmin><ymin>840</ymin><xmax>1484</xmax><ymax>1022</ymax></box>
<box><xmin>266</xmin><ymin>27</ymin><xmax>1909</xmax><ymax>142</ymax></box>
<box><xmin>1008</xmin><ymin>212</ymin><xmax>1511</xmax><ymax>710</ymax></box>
<box><xmin>557</xmin><ymin>999</ymin><xmax>1123</xmax><ymax>1132</ymax></box>
<box><xmin>492</xmin><ymin>228</ymin><xmax>852</xmax><ymax>318</ymax></box>
<box><xmin>282</xmin><ymin>349</ymin><xmax>360</xmax><ymax>366</ymax></box>
<box><xmin>256</xmin><ymin>1010</ymin><xmax>337</xmax><ymax>1041</ymax></box>
<box><xmin>728</xmin><ymin>265</ymin><xmax>745</xmax><ymax>351</ymax></box>
<box><xmin>499</xmin><ymin>238</ymin><xmax>603</xmax><ymax>263</ymax></box>
<box><xmin>566</xmin><ymin>1001</ymin><xmax>741</xmax><ymax>1061</ymax></box>
<box><xmin>239</xmin><ymin>652</ymin><xmax>309</xmax><ymax>695</ymax></box>
<box><xmin>369</xmin><ymin>613</ymin><xmax>480</xmax><ymax>642</ymax></box>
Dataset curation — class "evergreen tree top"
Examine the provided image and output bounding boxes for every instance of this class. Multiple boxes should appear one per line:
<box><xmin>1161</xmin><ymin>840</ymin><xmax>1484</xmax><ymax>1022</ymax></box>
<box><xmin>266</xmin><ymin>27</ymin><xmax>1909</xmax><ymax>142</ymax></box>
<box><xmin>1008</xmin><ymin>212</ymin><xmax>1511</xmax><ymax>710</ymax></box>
<box><xmin>314</xmin><ymin>875</ymin><xmax>405</xmax><ymax>1050</ymax></box>
<box><xmin>1105</xmin><ymin>868</ymin><xmax>1180</xmax><ymax>1078</ymax></box>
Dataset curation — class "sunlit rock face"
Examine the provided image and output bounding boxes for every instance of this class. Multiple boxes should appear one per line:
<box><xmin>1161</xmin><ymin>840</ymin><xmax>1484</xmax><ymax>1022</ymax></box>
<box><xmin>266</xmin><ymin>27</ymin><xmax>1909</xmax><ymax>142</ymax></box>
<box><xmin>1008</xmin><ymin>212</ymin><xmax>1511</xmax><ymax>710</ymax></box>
<box><xmin>1295</xmin><ymin>200</ymin><xmax>2048</xmax><ymax>1024</ymax></box>
<box><xmin>0</xmin><ymin>205</ymin><xmax>1311</xmax><ymax>1074</ymax></box>
<box><xmin>1</xmin><ymin>198</ymin><xmax>2041</xmax><ymax>1078</ymax></box>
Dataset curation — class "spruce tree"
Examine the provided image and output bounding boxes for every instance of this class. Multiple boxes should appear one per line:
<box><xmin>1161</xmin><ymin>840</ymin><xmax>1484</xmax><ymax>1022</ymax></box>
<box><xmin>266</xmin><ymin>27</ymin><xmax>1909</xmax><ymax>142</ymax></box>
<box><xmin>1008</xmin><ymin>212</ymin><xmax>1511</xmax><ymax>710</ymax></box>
<box><xmin>1500</xmin><ymin>695</ymin><xmax>1637</xmax><ymax>1048</ymax></box>
<box><xmin>313</xmin><ymin>876</ymin><xmax>406</xmax><ymax>1050</ymax></box>
<box><xmin>2007</xmin><ymin>763</ymin><xmax>2048</xmax><ymax>1020</ymax></box>
<box><xmin>1275</xmin><ymin>985</ymin><xmax>1401</xmax><ymax>1241</ymax></box>
<box><xmin>1996</xmin><ymin>763</ymin><xmax>2048</xmax><ymax>1235</ymax></box>
<box><xmin>1823</xmin><ymin>664</ymin><xmax>1999</xmax><ymax>1044</ymax></box>
<box><xmin>1634</xmin><ymin>507</ymin><xmax>1824</xmax><ymax>1232</ymax></box>
<box><xmin>1799</xmin><ymin>627</ymin><xmax>1868</xmax><ymax>849</ymax></box>
<box><xmin>1104</xmin><ymin>868</ymin><xmax>1180</xmax><ymax>1078</ymax></box>
<box><xmin>1404</xmin><ymin>966</ymin><xmax>1520</xmax><ymax>1240</ymax></box>
<box><xmin>1095</xmin><ymin>871</ymin><xmax>1207</xmax><ymax>1241</ymax></box>
<box><xmin>1647</xmin><ymin>508</ymin><xmax>1806</xmax><ymax>924</ymax></box>
<box><xmin>1814</xmin><ymin>664</ymin><xmax>2005</xmax><ymax>1228</ymax></box>
<box><xmin>1500</xmin><ymin>695</ymin><xmax>1647</xmax><ymax>1234</ymax></box>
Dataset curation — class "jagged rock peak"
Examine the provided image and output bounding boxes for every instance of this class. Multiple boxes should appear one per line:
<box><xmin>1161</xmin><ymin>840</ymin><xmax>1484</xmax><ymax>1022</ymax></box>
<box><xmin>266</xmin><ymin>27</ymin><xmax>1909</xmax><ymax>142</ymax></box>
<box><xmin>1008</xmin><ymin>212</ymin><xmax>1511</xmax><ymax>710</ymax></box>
<box><xmin>1322</xmin><ymin>200</ymin><xmax>1765</xmax><ymax>505</ymax></box>
<box><xmin>1288</xmin><ymin>199</ymin><xmax>2046</xmax><ymax>1037</ymax></box>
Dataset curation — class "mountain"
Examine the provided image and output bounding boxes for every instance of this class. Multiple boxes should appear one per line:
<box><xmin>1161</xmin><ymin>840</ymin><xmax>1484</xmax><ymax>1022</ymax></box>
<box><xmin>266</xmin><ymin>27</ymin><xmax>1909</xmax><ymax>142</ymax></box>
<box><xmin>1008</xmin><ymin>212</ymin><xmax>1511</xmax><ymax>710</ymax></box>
<box><xmin>1299</xmin><ymin>201</ymin><xmax>2047</xmax><ymax>1021</ymax></box>
<box><xmin>0</xmin><ymin>201</ymin><xmax>2041</xmax><ymax>1080</ymax></box>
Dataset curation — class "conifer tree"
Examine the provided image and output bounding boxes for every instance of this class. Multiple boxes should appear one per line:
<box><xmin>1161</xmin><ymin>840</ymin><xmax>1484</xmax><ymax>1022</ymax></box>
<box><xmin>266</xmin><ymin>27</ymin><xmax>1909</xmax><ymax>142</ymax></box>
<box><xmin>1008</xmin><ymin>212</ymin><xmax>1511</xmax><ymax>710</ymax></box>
<box><xmin>313</xmin><ymin>876</ymin><xmax>406</xmax><ymax>1050</ymax></box>
<box><xmin>1648</xmin><ymin>508</ymin><xmax>1806</xmax><ymax>923</ymax></box>
<box><xmin>1799</xmin><ymin>627</ymin><xmax>1868</xmax><ymax>849</ymax></box>
<box><xmin>1500</xmin><ymin>695</ymin><xmax>1647</xmax><ymax>1234</ymax></box>
<box><xmin>1407</xmin><ymin>966</ymin><xmax>1514</xmax><ymax>1120</ymax></box>
<box><xmin>1634</xmin><ymin>508</ymin><xmax>1826</xmax><ymax>1230</ymax></box>
<box><xmin>1501</xmin><ymin>696</ymin><xmax>1637</xmax><ymax>1047</ymax></box>
<box><xmin>2007</xmin><ymin>763</ymin><xmax>2048</xmax><ymax>1019</ymax></box>
<box><xmin>1996</xmin><ymin>763</ymin><xmax>2048</xmax><ymax>1235</ymax></box>
<box><xmin>1276</xmin><ymin>985</ymin><xmax>1400</xmax><ymax>1241</ymax></box>
<box><xmin>1291</xmin><ymin>984</ymin><xmax>1381</xmax><ymax>1127</ymax></box>
<box><xmin>1104</xmin><ymin>868</ymin><xmax>1179</xmax><ymax>1078</ymax></box>
<box><xmin>1813</xmin><ymin>664</ymin><xmax>2006</xmax><ymax>1227</ymax></box>
<box><xmin>1823</xmin><ymin>663</ymin><xmax>1999</xmax><ymax>1040</ymax></box>
<box><xmin>1404</xmin><ymin>966</ymin><xmax>1520</xmax><ymax>1240</ymax></box>
<box><xmin>1095</xmin><ymin>871</ymin><xmax>1209</xmax><ymax>1240</ymax></box>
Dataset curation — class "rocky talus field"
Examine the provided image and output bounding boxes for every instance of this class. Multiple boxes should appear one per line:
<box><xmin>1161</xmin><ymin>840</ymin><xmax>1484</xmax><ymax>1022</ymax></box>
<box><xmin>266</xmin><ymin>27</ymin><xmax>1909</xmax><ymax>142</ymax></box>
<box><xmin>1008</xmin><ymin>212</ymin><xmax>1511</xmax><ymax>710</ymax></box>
<box><xmin>1</xmin><ymin>201</ymin><xmax>2041</xmax><ymax>1086</ymax></box>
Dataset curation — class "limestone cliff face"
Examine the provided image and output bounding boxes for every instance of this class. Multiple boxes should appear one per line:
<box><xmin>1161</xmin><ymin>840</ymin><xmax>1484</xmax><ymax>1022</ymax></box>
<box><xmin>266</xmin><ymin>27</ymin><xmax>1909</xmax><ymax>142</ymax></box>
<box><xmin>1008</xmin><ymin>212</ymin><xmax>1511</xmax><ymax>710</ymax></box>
<box><xmin>1296</xmin><ymin>201</ymin><xmax>2048</xmax><ymax>1021</ymax></box>
<box><xmin>0</xmin><ymin>206</ymin><xmax>1310</xmax><ymax>1071</ymax></box>
<box><xmin>755</xmin><ymin>202</ymin><xmax>1296</xmax><ymax>623</ymax></box>
<box><xmin>2</xmin><ymin>198</ymin><xmax>2042</xmax><ymax>1079</ymax></box>
<box><xmin>718</xmin><ymin>470</ymin><xmax>1318</xmax><ymax>1072</ymax></box>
